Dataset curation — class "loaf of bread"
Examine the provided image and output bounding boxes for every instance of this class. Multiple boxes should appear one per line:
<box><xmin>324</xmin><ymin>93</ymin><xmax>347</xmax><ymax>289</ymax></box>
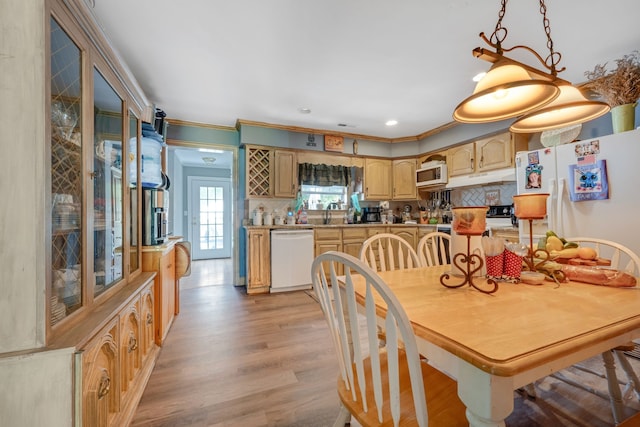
<box><xmin>561</xmin><ymin>265</ymin><xmax>637</xmax><ymax>287</ymax></box>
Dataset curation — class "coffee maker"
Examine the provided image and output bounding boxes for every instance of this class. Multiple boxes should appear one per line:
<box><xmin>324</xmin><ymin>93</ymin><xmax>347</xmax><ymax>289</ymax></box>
<box><xmin>361</xmin><ymin>207</ymin><xmax>382</xmax><ymax>223</ymax></box>
<box><xmin>142</xmin><ymin>189</ymin><xmax>168</xmax><ymax>245</ymax></box>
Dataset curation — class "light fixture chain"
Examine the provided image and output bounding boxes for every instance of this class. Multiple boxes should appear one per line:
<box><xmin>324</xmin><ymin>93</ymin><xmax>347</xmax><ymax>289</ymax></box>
<box><xmin>539</xmin><ymin>0</ymin><xmax>562</xmax><ymax>75</ymax></box>
<box><xmin>489</xmin><ymin>0</ymin><xmax>509</xmax><ymax>52</ymax></box>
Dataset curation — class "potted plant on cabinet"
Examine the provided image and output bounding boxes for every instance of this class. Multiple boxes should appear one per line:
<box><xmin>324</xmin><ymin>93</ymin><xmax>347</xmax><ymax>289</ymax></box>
<box><xmin>584</xmin><ymin>51</ymin><xmax>640</xmax><ymax>133</ymax></box>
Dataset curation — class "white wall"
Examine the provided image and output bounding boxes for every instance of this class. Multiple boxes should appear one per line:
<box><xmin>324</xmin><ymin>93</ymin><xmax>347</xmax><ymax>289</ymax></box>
<box><xmin>0</xmin><ymin>348</ymin><xmax>75</xmax><ymax>427</ymax></box>
<box><xmin>0</xmin><ymin>0</ymin><xmax>46</xmax><ymax>353</ymax></box>
<box><xmin>0</xmin><ymin>2</ymin><xmax>75</xmax><ymax>425</ymax></box>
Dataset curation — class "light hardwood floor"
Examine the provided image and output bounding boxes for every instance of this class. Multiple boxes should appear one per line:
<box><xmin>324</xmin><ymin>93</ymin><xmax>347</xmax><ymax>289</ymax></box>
<box><xmin>131</xmin><ymin>260</ymin><xmax>640</xmax><ymax>426</ymax></box>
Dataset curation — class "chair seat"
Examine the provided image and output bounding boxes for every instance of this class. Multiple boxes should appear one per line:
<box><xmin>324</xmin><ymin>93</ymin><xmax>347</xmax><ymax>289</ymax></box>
<box><xmin>337</xmin><ymin>350</ymin><xmax>467</xmax><ymax>427</ymax></box>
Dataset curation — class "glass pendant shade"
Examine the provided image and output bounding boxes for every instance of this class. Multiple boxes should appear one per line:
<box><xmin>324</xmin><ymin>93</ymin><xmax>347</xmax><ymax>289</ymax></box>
<box><xmin>453</xmin><ymin>61</ymin><xmax>560</xmax><ymax>123</ymax></box>
<box><xmin>510</xmin><ymin>83</ymin><xmax>610</xmax><ymax>133</ymax></box>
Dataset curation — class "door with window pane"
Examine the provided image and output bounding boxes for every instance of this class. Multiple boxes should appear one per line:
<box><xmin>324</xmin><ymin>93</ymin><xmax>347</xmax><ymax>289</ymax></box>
<box><xmin>189</xmin><ymin>178</ymin><xmax>231</xmax><ymax>259</ymax></box>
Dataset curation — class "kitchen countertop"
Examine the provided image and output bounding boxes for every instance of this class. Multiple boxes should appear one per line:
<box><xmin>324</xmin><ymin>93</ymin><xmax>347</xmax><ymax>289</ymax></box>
<box><xmin>244</xmin><ymin>223</ymin><xmax>442</xmax><ymax>230</ymax></box>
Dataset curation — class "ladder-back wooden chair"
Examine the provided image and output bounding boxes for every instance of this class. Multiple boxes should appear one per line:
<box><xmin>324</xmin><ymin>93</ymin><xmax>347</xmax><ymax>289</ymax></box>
<box><xmin>547</xmin><ymin>237</ymin><xmax>640</xmax><ymax>424</ymax></box>
<box><xmin>359</xmin><ymin>233</ymin><xmax>420</xmax><ymax>272</ymax></box>
<box><xmin>311</xmin><ymin>251</ymin><xmax>467</xmax><ymax>427</ymax></box>
<box><xmin>417</xmin><ymin>232</ymin><xmax>451</xmax><ymax>267</ymax></box>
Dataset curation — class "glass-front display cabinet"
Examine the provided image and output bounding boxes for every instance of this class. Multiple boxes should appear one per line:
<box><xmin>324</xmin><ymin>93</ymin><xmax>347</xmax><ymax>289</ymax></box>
<box><xmin>49</xmin><ymin>14</ymin><xmax>143</xmax><ymax>329</ymax></box>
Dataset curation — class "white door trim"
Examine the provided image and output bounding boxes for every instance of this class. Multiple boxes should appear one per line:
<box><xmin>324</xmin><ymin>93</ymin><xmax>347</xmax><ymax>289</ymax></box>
<box><xmin>187</xmin><ymin>176</ymin><xmax>232</xmax><ymax>260</ymax></box>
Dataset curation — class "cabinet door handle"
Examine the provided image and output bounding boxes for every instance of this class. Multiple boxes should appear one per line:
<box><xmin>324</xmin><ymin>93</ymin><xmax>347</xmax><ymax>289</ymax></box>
<box><xmin>128</xmin><ymin>333</ymin><xmax>138</xmax><ymax>353</ymax></box>
<box><xmin>146</xmin><ymin>312</ymin><xmax>153</xmax><ymax>325</ymax></box>
<box><xmin>98</xmin><ymin>370</ymin><xmax>111</xmax><ymax>399</ymax></box>
<box><xmin>167</xmin><ymin>263</ymin><xmax>172</xmax><ymax>269</ymax></box>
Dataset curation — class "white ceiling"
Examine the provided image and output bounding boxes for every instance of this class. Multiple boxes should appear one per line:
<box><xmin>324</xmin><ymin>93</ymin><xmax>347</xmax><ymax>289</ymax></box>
<box><xmin>172</xmin><ymin>146</ymin><xmax>233</xmax><ymax>169</ymax></box>
<box><xmin>90</xmin><ymin>0</ymin><xmax>640</xmax><ymax>141</ymax></box>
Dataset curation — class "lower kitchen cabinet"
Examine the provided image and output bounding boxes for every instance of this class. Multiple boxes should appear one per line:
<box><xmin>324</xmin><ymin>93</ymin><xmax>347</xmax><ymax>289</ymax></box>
<box><xmin>315</xmin><ymin>228</ymin><xmax>343</xmax><ymax>275</ymax></box>
<box><xmin>119</xmin><ymin>297</ymin><xmax>141</xmax><ymax>400</ymax></box>
<box><xmin>142</xmin><ymin>242</ymin><xmax>179</xmax><ymax>346</ymax></box>
<box><xmin>391</xmin><ymin>226</ymin><xmax>418</xmax><ymax>248</ymax></box>
<box><xmin>246</xmin><ymin>228</ymin><xmax>271</xmax><ymax>294</ymax></box>
<box><xmin>342</xmin><ymin>227</ymin><xmax>367</xmax><ymax>259</ymax></box>
<box><xmin>72</xmin><ymin>273</ymin><xmax>158</xmax><ymax>427</ymax></box>
<box><xmin>139</xmin><ymin>282</ymin><xmax>155</xmax><ymax>364</ymax></box>
<box><xmin>82</xmin><ymin>318</ymin><xmax>120</xmax><ymax>427</ymax></box>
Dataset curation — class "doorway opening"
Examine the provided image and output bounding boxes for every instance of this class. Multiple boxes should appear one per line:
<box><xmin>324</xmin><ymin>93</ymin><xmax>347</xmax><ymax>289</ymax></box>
<box><xmin>188</xmin><ymin>177</ymin><xmax>231</xmax><ymax>259</ymax></box>
<box><xmin>167</xmin><ymin>145</ymin><xmax>238</xmax><ymax>284</ymax></box>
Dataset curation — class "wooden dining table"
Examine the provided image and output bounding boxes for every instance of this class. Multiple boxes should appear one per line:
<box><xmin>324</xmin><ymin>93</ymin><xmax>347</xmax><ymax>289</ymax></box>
<box><xmin>348</xmin><ymin>265</ymin><xmax>640</xmax><ymax>427</ymax></box>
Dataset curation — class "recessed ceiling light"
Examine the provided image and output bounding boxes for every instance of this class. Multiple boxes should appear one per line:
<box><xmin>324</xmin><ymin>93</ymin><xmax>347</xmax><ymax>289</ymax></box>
<box><xmin>473</xmin><ymin>72</ymin><xmax>487</xmax><ymax>82</ymax></box>
<box><xmin>202</xmin><ymin>157</ymin><xmax>217</xmax><ymax>164</ymax></box>
<box><xmin>385</xmin><ymin>120</ymin><xmax>398</xmax><ymax>126</ymax></box>
<box><xmin>198</xmin><ymin>148</ymin><xmax>224</xmax><ymax>153</ymax></box>
<box><xmin>299</xmin><ymin>107</ymin><xmax>311</xmax><ymax>114</ymax></box>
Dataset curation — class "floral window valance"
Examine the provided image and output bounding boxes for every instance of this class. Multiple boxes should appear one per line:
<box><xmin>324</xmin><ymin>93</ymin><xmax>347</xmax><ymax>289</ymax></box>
<box><xmin>298</xmin><ymin>163</ymin><xmax>351</xmax><ymax>187</ymax></box>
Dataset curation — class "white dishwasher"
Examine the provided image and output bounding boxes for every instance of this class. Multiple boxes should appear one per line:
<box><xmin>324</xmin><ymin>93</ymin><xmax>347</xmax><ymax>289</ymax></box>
<box><xmin>270</xmin><ymin>229</ymin><xmax>314</xmax><ymax>292</ymax></box>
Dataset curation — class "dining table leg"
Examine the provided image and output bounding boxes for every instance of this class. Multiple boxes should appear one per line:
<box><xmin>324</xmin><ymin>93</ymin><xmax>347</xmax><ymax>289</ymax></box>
<box><xmin>457</xmin><ymin>359</ymin><xmax>514</xmax><ymax>427</ymax></box>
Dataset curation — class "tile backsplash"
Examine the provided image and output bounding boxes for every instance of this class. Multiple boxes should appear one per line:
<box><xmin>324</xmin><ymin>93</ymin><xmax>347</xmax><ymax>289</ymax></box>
<box><xmin>452</xmin><ymin>182</ymin><xmax>517</xmax><ymax>207</ymax></box>
<box><xmin>245</xmin><ymin>182</ymin><xmax>517</xmax><ymax>225</ymax></box>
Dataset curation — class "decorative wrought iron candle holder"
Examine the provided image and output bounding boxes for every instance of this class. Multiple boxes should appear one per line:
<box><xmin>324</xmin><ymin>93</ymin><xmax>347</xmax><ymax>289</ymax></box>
<box><xmin>513</xmin><ymin>193</ymin><xmax>551</xmax><ymax>274</ymax></box>
<box><xmin>440</xmin><ymin>207</ymin><xmax>498</xmax><ymax>294</ymax></box>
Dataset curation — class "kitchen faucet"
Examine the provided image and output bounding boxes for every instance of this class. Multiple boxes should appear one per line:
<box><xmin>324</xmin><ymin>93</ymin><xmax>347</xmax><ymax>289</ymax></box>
<box><xmin>324</xmin><ymin>203</ymin><xmax>338</xmax><ymax>224</ymax></box>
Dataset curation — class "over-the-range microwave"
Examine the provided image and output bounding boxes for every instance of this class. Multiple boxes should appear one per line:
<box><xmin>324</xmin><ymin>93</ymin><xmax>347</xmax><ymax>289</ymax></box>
<box><xmin>416</xmin><ymin>161</ymin><xmax>447</xmax><ymax>188</ymax></box>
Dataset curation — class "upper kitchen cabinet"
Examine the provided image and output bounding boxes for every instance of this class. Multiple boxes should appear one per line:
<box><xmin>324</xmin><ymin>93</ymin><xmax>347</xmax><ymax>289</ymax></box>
<box><xmin>50</xmin><ymin>16</ymin><xmax>84</xmax><ymax>323</ymax></box>
<box><xmin>392</xmin><ymin>158</ymin><xmax>418</xmax><ymax>200</ymax></box>
<box><xmin>273</xmin><ymin>150</ymin><xmax>297</xmax><ymax>198</ymax></box>
<box><xmin>364</xmin><ymin>158</ymin><xmax>392</xmax><ymax>200</ymax></box>
<box><xmin>475</xmin><ymin>132</ymin><xmax>515</xmax><ymax>171</ymax></box>
<box><xmin>48</xmin><ymin>1</ymin><xmax>150</xmax><ymax>333</ymax></box>
<box><xmin>245</xmin><ymin>145</ymin><xmax>298</xmax><ymax>198</ymax></box>
<box><xmin>93</xmin><ymin>68</ymin><xmax>125</xmax><ymax>298</ymax></box>
<box><xmin>246</xmin><ymin>146</ymin><xmax>272</xmax><ymax>197</ymax></box>
<box><xmin>446</xmin><ymin>142</ymin><xmax>475</xmax><ymax>177</ymax></box>
<box><xmin>447</xmin><ymin>132</ymin><xmax>528</xmax><ymax>177</ymax></box>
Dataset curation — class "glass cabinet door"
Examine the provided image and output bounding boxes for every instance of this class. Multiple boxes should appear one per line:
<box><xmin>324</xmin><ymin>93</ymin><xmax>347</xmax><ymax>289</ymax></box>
<box><xmin>93</xmin><ymin>68</ymin><xmax>124</xmax><ymax>297</ymax></box>
<box><xmin>128</xmin><ymin>112</ymin><xmax>139</xmax><ymax>272</ymax></box>
<box><xmin>50</xmin><ymin>17</ymin><xmax>83</xmax><ymax>326</ymax></box>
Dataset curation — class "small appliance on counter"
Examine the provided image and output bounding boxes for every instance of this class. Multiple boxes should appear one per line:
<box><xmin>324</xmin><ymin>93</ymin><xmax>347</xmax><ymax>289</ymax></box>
<box><xmin>142</xmin><ymin>188</ymin><xmax>168</xmax><ymax>246</ymax></box>
<box><xmin>361</xmin><ymin>207</ymin><xmax>381</xmax><ymax>223</ymax></box>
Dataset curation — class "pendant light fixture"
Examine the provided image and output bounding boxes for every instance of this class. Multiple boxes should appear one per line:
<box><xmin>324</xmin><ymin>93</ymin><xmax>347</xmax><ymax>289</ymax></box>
<box><xmin>453</xmin><ymin>0</ymin><xmax>610</xmax><ymax>132</ymax></box>
<box><xmin>510</xmin><ymin>82</ymin><xmax>610</xmax><ymax>133</ymax></box>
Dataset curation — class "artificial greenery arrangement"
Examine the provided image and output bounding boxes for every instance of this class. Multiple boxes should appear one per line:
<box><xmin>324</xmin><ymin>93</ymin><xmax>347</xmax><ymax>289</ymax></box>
<box><xmin>584</xmin><ymin>51</ymin><xmax>640</xmax><ymax>107</ymax></box>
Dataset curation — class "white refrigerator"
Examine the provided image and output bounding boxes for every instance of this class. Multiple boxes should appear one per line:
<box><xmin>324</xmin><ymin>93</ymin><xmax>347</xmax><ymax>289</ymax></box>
<box><xmin>515</xmin><ymin>128</ymin><xmax>640</xmax><ymax>257</ymax></box>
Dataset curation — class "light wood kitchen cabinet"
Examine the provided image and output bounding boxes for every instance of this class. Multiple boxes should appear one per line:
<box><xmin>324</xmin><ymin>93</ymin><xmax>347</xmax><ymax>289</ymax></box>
<box><xmin>5</xmin><ymin>1</ymin><xmax>171</xmax><ymax>425</ymax></box>
<box><xmin>342</xmin><ymin>227</ymin><xmax>368</xmax><ymax>259</ymax></box>
<box><xmin>391</xmin><ymin>226</ymin><xmax>418</xmax><ymax>249</ymax></box>
<box><xmin>447</xmin><ymin>132</ymin><xmax>528</xmax><ymax>177</ymax></box>
<box><xmin>364</xmin><ymin>158</ymin><xmax>392</xmax><ymax>200</ymax></box>
<box><xmin>366</xmin><ymin>226</ymin><xmax>389</xmax><ymax>238</ymax></box>
<box><xmin>274</xmin><ymin>150</ymin><xmax>297</xmax><ymax>198</ymax></box>
<box><xmin>475</xmin><ymin>132</ymin><xmax>514</xmax><ymax>171</ymax></box>
<box><xmin>246</xmin><ymin>146</ymin><xmax>298</xmax><ymax>198</ymax></box>
<box><xmin>417</xmin><ymin>225</ymin><xmax>438</xmax><ymax>241</ymax></box>
<box><xmin>119</xmin><ymin>298</ymin><xmax>141</xmax><ymax>400</ymax></box>
<box><xmin>142</xmin><ymin>244</ymin><xmax>177</xmax><ymax>346</ymax></box>
<box><xmin>77</xmin><ymin>275</ymin><xmax>158</xmax><ymax>427</ymax></box>
<box><xmin>139</xmin><ymin>282</ymin><xmax>155</xmax><ymax>364</ymax></box>
<box><xmin>315</xmin><ymin>228</ymin><xmax>343</xmax><ymax>274</ymax></box>
<box><xmin>246</xmin><ymin>228</ymin><xmax>271</xmax><ymax>294</ymax></box>
<box><xmin>392</xmin><ymin>158</ymin><xmax>417</xmax><ymax>200</ymax></box>
<box><xmin>81</xmin><ymin>318</ymin><xmax>120</xmax><ymax>427</ymax></box>
<box><xmin>447</xmin><ymin>142</ymin><xmax>476</xmax><ymax>177</ymax></box>
<box><xmin>246</xmin><ymin>146</ymin><xmax>273</xmax><ymax>197</ymax></box>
